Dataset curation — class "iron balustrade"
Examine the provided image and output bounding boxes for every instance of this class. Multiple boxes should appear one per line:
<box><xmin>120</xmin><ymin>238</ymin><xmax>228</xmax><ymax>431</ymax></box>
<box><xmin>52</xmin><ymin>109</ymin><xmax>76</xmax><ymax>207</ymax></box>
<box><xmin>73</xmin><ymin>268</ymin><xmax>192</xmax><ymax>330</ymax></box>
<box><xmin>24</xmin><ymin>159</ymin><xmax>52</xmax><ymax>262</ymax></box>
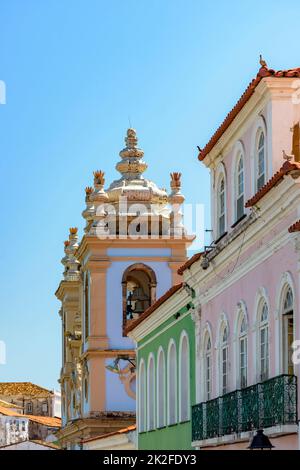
<box><xmin>192</xmin><ymin>374</ymin><xmax>297</xmax><ymax>442</ymax></box>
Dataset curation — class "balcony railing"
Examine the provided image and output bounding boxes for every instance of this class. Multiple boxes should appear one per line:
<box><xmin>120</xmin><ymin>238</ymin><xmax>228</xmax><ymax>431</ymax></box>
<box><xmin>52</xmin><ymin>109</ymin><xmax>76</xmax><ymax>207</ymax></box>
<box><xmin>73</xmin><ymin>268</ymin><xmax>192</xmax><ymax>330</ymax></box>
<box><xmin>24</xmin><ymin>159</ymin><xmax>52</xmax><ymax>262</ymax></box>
<box><xmin>192</xmin><ymin>374</ymin><xmax>297</xmax><ymax>442</ymax></box>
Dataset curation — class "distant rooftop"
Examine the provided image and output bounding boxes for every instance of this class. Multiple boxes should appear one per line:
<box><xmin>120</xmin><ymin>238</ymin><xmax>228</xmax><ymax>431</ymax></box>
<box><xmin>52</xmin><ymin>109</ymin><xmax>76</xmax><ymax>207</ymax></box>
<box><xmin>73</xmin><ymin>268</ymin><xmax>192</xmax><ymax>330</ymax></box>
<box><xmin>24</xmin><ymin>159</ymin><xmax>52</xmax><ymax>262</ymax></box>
<box><xmin>0</xmin><ymin>382</ymin><xmax>53</xmax><ymax>397</ymax></box>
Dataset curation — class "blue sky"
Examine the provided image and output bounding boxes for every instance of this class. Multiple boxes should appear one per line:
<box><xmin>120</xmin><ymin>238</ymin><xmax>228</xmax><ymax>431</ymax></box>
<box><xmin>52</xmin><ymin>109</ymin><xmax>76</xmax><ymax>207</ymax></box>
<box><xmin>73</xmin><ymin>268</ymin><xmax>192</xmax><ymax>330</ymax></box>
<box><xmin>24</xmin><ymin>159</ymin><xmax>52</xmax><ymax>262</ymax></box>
<box><xmin>0</xmin><ymin>0</ymin><xmax>300</xmax><ymax>389</ymax></box>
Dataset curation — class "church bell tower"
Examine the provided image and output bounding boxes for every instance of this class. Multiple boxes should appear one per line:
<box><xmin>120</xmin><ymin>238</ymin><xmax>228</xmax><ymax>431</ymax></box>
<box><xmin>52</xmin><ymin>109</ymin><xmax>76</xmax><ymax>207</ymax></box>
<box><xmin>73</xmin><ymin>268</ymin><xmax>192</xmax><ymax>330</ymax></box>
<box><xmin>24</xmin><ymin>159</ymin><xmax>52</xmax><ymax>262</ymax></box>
<box><xmin>56</xmin><ymin>129</ymin><xmax>194</xmax><ymax>448</ymax></box>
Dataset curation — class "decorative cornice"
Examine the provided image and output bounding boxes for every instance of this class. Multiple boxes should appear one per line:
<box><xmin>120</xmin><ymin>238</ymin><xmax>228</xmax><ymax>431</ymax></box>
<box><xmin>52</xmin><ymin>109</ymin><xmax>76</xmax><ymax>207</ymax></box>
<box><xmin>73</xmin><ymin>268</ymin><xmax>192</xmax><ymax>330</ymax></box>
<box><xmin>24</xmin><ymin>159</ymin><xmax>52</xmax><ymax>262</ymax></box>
<box><xmin>198</xmin><ymin>66</ymin><xmax>300</xmax><ymax>162</ymax></box>
<box><xmin>245</xmin><ymin>160</ymin><xmax>300</xmax><ymax>207</ymax></box>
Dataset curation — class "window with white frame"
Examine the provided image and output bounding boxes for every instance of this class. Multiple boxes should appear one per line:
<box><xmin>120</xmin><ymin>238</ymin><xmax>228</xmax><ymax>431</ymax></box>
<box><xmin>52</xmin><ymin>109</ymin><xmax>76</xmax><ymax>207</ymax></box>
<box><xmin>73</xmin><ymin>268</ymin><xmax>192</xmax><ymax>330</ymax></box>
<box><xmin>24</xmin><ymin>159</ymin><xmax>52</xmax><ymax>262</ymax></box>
<box><xmin>157</xmin><ymin>348</ymin><xmax>166</xmax><ymax>428</ymax></box>
<box><xmin>239</xmin><ymin>315</ymin><xmax>247</xmax><ymax>388</ymax></box>
<box><xmin>204</xmin><ymin>334</ymin><xmax>212</xmax><ymax>401</ymax></box>
<box><xmin>236</xmin><ymin>154</ymin><xmax>244</xmax><ymax>221</ymax></box>
<box><xmin>256</xmin><ymin>131</ymin><xmax>265</xmax><ymax>191</ymax></box>
<box><xmin>259</xmin><ymin>301</ymin><xmax>269</xmax><ymax>381</ymax></box>
<box><xmin>217</xmin><ymin>176</ymin><xmax>226</xmax><ymax>237</ymax></box>
<box><xmin>282</xmin><ymin>287</ymin><xmax>294</xmax><ymax>375</ymax></box>
<box><xmin>138</xmin><ymin>360</ymin><xmax>146</xmax><ymax>432</ymax></box>
<box><xmin>220</xmin><ymin>325</ymin><xmax>229</xmax><ymax>395</ymax></box>
<box><xmin>147</xmin><ymin>355</ymin><xmax>155</xmax><ymax>430</ymax></box>
<box><xmin>167</xmin><ymin>341</ymin><xmax>177</xmax><ymax>425</ymax></box>
<box><xmin>179</xmin><ymin>333</ymin><xmax>190</xmax><ymax>422</ymax></box>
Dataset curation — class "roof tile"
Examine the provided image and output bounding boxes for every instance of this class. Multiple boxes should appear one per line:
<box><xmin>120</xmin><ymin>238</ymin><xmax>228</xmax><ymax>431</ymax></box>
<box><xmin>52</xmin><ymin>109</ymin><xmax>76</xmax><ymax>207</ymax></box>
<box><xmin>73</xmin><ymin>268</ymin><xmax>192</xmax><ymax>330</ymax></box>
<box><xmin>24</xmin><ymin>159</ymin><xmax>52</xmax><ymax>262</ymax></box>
<box><xmin>177</xmin><ymin>252</ymin><xmax>204</xmax><ymax>275</ymax></box>
<box><xmin>288</xmin><ymin>220</ymin><xmax>300</xmax><ymax>233</ymax></box>
<box><xmin>245</xmin><ymin>160</ymin><xmax>300</xmax><ymax>207</ymax></box>
<box><xmin>83</xmin><ymin>425</ymin><xmax>136</xmax><ymax>443</ymax></box>
<box><xmin>0</xmin><ymin>382</ymin><xmax>52</xmax><ymax>397</ymax></box>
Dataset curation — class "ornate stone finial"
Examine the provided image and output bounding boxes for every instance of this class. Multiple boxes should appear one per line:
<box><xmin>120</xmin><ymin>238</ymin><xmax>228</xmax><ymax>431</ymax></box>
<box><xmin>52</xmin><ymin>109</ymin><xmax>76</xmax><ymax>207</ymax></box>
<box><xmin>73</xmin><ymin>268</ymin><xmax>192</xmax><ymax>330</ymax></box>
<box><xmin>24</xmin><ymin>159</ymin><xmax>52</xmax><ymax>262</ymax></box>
<box><xmin>125</xmin><ymin>128</ymin><xmax>138</xmax><ymax>149</ymax></box>
<box><xmin>117</xmin><ymin>128</ymin><xmax>147</xmax><ymax>179</ymax></box>
<box><xmin>85</xmin><ymin>186</ymin><xmax>93</xmax><ymax>195</ymax></box>
<box><xmin>61</xmin><ymin>228</ymin><xmax>80</xmax><ymax>281</ymax></box>
<box><xmin>259</xmin><ymin>54</ymin><xmax>267</xmax><ymax>68</ymax></box>
<box><xmin>93</xmin><ymin>170</ymin><xmax>105</xmax><ymax>186</ymax></box>
<box><xmin>283</xmin><ymin>150</ymin><xmax>294</xmax><ymax>162</ymax></box>
<box><xmin>168</xmin><ymin>172</ymin><xmax>185</xmax><ymax>237</ymax></box>
<box><xmin>170</xmin><ymin>172</ymin><xmax>182</xmax><ymax>190</ymax></box>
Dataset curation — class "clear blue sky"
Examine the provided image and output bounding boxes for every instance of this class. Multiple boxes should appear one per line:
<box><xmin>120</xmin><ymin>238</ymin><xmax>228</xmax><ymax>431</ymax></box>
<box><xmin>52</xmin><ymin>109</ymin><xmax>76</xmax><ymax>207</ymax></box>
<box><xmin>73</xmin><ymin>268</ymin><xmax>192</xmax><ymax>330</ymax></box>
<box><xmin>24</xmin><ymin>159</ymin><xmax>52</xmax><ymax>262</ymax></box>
<box><xmin>0</xmin><ymin>0</ymin><xmax>299</xmax><ymax>390</ymax></box>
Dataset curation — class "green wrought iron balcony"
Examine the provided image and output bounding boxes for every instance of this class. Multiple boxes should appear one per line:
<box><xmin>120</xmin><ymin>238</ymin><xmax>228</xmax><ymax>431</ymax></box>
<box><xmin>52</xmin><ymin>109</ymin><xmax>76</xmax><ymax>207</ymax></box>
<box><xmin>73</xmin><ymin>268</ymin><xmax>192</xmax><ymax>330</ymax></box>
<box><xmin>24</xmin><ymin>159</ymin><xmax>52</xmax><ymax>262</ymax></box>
<box><xmin>192</xmin><ymin>374</ymin><xmax>297</xmax><ymax>442</ymax></box>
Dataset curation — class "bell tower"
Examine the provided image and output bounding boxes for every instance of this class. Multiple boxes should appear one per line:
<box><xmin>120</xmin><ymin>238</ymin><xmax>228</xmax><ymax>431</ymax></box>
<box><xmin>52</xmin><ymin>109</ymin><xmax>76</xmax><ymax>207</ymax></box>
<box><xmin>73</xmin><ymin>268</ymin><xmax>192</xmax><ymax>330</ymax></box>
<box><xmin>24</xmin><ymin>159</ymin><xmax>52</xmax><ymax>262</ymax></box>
<box><xmin>56</xmin><ymin>129</ymin><xmax>194</xmax><ymax>448</ymax></box>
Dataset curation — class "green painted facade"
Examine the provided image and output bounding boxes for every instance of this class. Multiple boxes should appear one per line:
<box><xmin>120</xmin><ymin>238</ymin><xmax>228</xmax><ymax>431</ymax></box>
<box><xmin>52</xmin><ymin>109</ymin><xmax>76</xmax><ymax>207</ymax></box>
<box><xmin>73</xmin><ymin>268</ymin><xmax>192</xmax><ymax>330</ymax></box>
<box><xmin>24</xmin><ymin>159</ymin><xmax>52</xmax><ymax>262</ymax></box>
<box><xmin>137</xmin><ymin>300</ymin><xmax>195</xmax><ymax>450</ymax></box>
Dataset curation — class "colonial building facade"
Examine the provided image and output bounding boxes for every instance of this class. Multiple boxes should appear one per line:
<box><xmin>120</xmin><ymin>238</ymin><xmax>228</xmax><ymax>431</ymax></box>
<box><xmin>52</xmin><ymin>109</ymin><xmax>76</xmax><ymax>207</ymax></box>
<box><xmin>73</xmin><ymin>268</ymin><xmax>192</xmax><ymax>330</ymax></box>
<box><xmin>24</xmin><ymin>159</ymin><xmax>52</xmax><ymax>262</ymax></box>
<box><xmin>0</xmin><ymin>382</ymin><xmax>60</xmax><ymax>418</ymax></box>
<box><xmin>131</xmin><ymin>62</ymin><xmax>300</xmax><ymax>450</ymax></box>
<box><xmin>127</xmin><ymin>283</ymin><xmax>195</xmax><ymax>450</ymax></box>
<box><xmin>182</xmin><ymin>63</ymin><xmax>300</xmax><ymax>450</ymax></box>
<box><xmin>0</xmin><ymin>404</ymin><xmax>61</xmax><ymax>447</ymax></box>
<box><xmin>55</xmin><ymin>129</ymin><xmax>193</xmax><ymax>448</ymax></box>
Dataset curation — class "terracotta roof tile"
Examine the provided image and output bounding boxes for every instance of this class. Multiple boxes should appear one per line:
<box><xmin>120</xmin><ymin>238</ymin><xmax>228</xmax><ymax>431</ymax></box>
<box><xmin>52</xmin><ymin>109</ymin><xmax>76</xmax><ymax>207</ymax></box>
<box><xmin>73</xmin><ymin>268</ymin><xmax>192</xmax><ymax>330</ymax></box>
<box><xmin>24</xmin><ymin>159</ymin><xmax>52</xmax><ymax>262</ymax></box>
<box><xmin>288</xmin><ymin>220</ymin><xmax>300</xmax><ymax>232</ymax></box>
<box><xmin>125</xmin><ymin>283</ymin><xmax>183</xmax><ymax>334</ymax></box>
<box><xmin>23</xmin><ymin>415</ymin><xmax>61</xmax><ymax>428</ymax></box>
<box><xmin>177</xmin><ymin>252</ymin><xmax>204</xmax><ymax>275</ymax></box>
<box><xmin>0</xmin><ymin>405</ymin><xmax>24</xmax><ymax>417</ymax></box>
<box><xmin>0</xmin><ymin>382</ymin><xmax>53</xmax><ymax>397</ymax></box>
<box><xmin>83</xmin><ymin>425</ymin><xmax>136</xmax><ymax>443</ymax></box>
<box><xmin>0</xmin><ymin>406</ymin><xmax>61</xmax><ymax>428</ymax></box>
<box><xmin>245</xmin><ymin>160</ymin><xmax>300</xmax><ymax>207</ymax></box>
<box><xmin>198</xmin><ymin>67</ymin><xmax>300</xmax><ymax>161</ymax></box>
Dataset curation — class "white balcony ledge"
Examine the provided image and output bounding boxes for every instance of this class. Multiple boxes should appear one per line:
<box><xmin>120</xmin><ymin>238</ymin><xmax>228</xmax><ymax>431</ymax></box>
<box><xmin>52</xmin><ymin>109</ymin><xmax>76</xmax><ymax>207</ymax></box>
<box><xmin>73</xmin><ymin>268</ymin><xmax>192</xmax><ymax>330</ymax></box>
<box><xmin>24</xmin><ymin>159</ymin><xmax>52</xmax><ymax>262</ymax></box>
<box><xmin>192</xmin><ymin>424</ymin><xmax>298</xmax><ymax>449</ymax></box>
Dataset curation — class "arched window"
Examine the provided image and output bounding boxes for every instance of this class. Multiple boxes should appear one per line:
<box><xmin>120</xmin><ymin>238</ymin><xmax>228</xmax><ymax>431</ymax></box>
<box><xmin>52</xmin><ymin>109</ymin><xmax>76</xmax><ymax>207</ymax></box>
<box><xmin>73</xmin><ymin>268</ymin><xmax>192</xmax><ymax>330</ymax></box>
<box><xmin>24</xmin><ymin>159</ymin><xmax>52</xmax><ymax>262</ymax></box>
<box><xmin>147</xmin><ymin>355</ymin><xmax>155</xmax><ymax>430</ymax></box>
<box><xmin>220</xmin><ymin>325</ymin><xmax>229</xmax><ymax>395</ymax></box>
<box><xmin>238</xmin><ymin>315</ymin><xmax>247</xmax><ymax>388</ymax></box>
<box><xmin>122</xmin><ymin>264</ymin><xmax>157</xmax><ymax>332</ymax></box>
<box><xmin>167</xmin><ymin>341</ymin><xmax>177</xmax><ymax>425</ymax></box>
<box><xmin>204</xmin><ymin>334</ymin><xmax>212</xmax><ymax>401</ymax></box>
<box><xmin>259</xmin><ymin>301</ymin><xmax>269</xmax><ymax>381</ymax></box>
<box><xmin>138</xmin><ymin>360</ymin><xmax>146</xmax><ymax>432</ymax></box>
<box><xmin>235</xmin><ymin>155</ymin><xmax>244</xmax><ymax>221</ymax></box>
<box><xmin>157</xmin><ymin>348</ymin><xmax>166</xmax><ymax>428</ymax></box>
<box><xmin>282</xmin><ymin>287</ymin><xmax>294</xmax><ymax>375</ymax></box>
<box><xmin>256</xmin><ymin>131</ymin><xmax>265</xmax><ymax>191</ymax></box>
<box><xmin>217</xmin><ymin>176</ymin><xmax>226</xmax><ymax>237</ymax></box>
<box><xmin>179</xmin><ymin>333</ymin><xmax>190</xmax><ymax>422</ymax></box>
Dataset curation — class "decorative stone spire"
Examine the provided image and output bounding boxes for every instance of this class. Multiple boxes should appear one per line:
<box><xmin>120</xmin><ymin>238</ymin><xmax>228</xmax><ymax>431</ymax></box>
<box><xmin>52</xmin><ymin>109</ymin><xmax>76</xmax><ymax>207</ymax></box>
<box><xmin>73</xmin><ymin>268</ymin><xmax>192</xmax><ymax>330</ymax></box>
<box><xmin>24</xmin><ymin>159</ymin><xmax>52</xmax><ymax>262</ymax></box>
<box><xmin>107</xmin><ymin>129</ymin><xmax>168</xmax><ymax>207</ymax></box>
<box><xmin>168</xmin><ymin>172</ymin><xmax>185</xmax><ymax>236</ymax></box>
<box><xmin>61</xmin><ymin>228</ymin><xmax>80</xmax><ymax>281</ymax></box>
<box><xmin>116</xmin><ymin>129</ymin><xmax>148</xmax><ymax>180</ymax></box>
<box><xmin>88</xmin><ymin>170</ymin><xmax>109</xmax><ymax>236</ymax></box>
<box><xmin>82</xmin><ymin>186</ymin><xmax>95</xmax><ymax>233</ymax></box>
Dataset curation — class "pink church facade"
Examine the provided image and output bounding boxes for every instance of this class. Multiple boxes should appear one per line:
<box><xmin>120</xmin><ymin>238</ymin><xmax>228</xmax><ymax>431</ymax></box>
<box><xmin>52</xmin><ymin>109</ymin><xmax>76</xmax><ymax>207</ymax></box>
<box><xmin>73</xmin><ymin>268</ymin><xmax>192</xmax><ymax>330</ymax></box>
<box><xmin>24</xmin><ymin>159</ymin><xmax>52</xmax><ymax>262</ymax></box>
<box><xmin>180</xmin><ymin>64</ymin><xmax>300</xmax><ymax>449</ymax></box>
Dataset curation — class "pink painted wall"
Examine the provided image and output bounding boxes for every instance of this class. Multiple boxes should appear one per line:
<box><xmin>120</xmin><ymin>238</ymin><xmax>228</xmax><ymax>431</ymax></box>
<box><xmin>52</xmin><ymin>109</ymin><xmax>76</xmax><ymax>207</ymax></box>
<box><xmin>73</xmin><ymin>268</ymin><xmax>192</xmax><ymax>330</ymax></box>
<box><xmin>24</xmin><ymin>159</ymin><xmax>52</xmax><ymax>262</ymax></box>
<box><xmin>212</xmin><ymin>79</ymin><xmax>300</xmax><ymax>238</ymax></box>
